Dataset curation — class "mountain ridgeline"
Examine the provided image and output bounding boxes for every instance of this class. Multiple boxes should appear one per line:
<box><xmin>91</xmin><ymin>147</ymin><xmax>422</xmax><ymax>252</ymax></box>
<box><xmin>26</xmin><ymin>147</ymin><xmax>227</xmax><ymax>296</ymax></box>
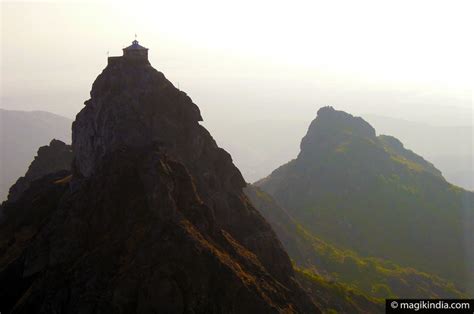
<box><xmin>1</xmin><ymin>48</ymin><xmax>472</xmax><ymax>313</ymax></box>
<box><xmin>255</xmin><ymin>106</ymin><xmax>474</xmax><ymax>295</ymax></box>
<box><xmin>0</xmin><ymin>109</ymin><xmax>72</xmax><ymax>201</ymax></box>
<box><xmin>6</xmin><ymin>139</ymin><xmax>72</xmax><ymax>203</ymax></box>
<box><xmin>0</xmin><ymin>54</ymin><xmax>319</xmax><ymax>313</ymax></box>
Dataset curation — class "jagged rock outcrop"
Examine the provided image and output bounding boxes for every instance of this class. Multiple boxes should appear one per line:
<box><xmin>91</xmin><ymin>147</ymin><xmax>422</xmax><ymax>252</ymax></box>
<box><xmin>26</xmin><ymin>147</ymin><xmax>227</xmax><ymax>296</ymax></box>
<box><xmin>299</xmin><ymin>106</ymin><xmax>376</xmax><ymax>161</ymax></box>
<box><xmin>0</xmin><ymin>56</ymin><xmax>318</xmax><ymax>313</ymax></box>
<box><xmin>0</xmin><ymin>109</ymin><xmax>72</xmax><ymax>201</ymax></box>
<box><xmin>7</xmin><ymin>139</ymin><xmax>72</xmax><ymax>203</ymax></box>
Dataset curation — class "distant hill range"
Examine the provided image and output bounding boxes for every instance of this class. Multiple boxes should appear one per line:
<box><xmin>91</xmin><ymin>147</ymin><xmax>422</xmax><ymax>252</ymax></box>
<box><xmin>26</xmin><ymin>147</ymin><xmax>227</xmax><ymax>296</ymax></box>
<box><xmin>255</xmin><ymin>107</ymin><xmax>474</xmax><ymax>296</ymax></box>
<box><xmin>2</xmin><ymin>108</ymin><xmax>471</xmax><ymax>201</ymax></box>
<box><xmin>210</xmin><ymin>113</ymin><xmax>473</xmax><ymax>191</ymax></box>
<box><xmin>0</xmin><ymin>109</ymin><xmax>72</xmax><ymax>201</ymax></box>
<box><xmin>1</xmin><ymin>106</ymin><xmax>472</xmax><ymax>305</ymax></box>
<box><xmin>363</xmin><ymin>114</ymin><xmax>473</xmax><ymax>191</ymax></box>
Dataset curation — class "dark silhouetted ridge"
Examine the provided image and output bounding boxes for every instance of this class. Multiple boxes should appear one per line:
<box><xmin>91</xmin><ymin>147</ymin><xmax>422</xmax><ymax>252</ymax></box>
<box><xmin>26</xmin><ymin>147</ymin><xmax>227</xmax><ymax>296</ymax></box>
<box><xmin>0</xmin><ymin>56</ymin><xmax>318</xmax><ymax>313</ymax></box>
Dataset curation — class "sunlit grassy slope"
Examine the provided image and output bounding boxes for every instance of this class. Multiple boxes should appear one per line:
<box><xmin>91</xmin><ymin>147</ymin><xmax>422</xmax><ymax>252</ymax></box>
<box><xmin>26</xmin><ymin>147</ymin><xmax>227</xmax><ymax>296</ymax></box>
<box><xmin>246</xmin><ymin>186</ymin><xmax>465</xmax><ymax>301</ymax></box>
<box><xmin>255</xmin><ymin>107</ymin><xmax>474</xmax><ymax>294</ymax></box>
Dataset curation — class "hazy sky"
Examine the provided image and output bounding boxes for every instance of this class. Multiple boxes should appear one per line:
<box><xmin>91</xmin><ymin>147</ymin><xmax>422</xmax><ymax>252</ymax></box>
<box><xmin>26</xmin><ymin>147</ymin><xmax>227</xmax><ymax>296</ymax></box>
<box><xmin>1</xmin><ymin>0</ymin><xmax>473</xmax><ymax>127</ymax></box>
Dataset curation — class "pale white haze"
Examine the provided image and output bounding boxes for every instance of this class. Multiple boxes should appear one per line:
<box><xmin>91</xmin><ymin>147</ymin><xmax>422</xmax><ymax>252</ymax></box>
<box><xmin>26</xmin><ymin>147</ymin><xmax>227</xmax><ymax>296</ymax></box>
<box><xmin>1</xmin><ymin>0</ymin><xmax>473</xmax><ymax>185</ymax></box>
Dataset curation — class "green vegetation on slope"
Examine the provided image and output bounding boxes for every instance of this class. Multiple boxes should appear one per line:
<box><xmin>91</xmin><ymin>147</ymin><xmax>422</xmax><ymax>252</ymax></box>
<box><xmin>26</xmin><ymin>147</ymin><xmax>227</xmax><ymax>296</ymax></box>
<box><xmin>293</xmin><ymin>219</ymin><xmax>465</xmax><ymax>299</ymax></box>
<box><xmin>295</xmin><ymin>267</ymin><xmax>384</xmax><ymax>314</ymax></box>
<box><xmin>252</xmin><ymin>106</ymin><xmax>474</xmax><ymax>295</ymax></box>
<box><xmin>245</xmin><ymin>185</ymin><xmax>465</xmax><ymax>301</ymax></box>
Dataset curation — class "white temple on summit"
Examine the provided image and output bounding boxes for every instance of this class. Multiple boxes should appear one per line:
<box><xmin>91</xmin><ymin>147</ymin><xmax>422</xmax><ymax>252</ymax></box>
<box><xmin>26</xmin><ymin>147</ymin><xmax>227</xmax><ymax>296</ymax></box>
<box><xmin>108</xmin><ymin>38</ymin><xmax>149</xmax><ymax>65</ymax></box>
<box><xmin>122</xmin><ymin>39</ymin><xmax>148</xmax><ymax>59</ymax></box>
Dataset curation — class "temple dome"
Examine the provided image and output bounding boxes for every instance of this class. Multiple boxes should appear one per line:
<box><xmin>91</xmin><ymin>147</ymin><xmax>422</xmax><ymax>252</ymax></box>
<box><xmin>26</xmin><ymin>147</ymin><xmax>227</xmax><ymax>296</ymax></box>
<box><xmin>122</xmin><ymin>39</ymin><xmax>148</xmax><ymax>59</ymax></box>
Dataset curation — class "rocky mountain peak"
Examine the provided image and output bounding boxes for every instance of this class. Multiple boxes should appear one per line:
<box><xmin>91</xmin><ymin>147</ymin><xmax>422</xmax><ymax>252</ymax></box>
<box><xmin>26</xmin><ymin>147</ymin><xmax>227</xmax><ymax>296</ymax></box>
<box><xmin>7</xmin><ymin>139</ymin><xmax>72</xmax><ymax>202</ymax></box>
<box><xmin>72</xmin><ymin>59</ymin><xmax>202</xmax><ymax>178</ymax></box>
<box><xmin>298</xmin><ymin>106</ymin><xmax>376</xmax><ymax>160</ymax></box>
<box><xmin>1</xmin><ymin>55</ymin><xmax>318</xmax><ymax>312</ymax></box>
<box><xmin>256</xmin><ymin>106</ymin><xmax>474</xmax><ymax>295</ymax></box>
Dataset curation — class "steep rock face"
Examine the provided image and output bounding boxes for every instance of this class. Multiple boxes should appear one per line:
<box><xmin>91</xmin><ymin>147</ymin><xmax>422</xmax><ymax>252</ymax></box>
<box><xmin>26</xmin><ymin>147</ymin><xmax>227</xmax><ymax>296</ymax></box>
<box><xmin>71</xmin><ymin>57</ymin><xmax>294</xmax><ymax>284</ymax></box>
<box><xmin>256</xmin><ymin>107</ymin><xmax>474</xmax><ymax>294</ymax></box>
<box><xmin>299</xmin><ymin>106</ymin><xmax>376</xmax><ymax>161</ymax></box>
<box><xmin>7</xmin><ymin>139</ymin><xmax>72</xmax><ymax>203</ymax></box>
<box><xmin>72</xmin><ymin>58</ymin><xmax>202</xmax><ymax>178</ymax></box>
<box><xmin>0</xmin><ymin>109</ymin><xmax>72</xmax><ymax>201</ymax></box>
<box><xmin>0</xmin><ymin>170</ymin><xmax>70</xmax><ymax>311</ymax></box>
<box><xmin>0</xmin><ymin>57</ymin><xmax>318</xmax><ymax>313</ymax></box>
